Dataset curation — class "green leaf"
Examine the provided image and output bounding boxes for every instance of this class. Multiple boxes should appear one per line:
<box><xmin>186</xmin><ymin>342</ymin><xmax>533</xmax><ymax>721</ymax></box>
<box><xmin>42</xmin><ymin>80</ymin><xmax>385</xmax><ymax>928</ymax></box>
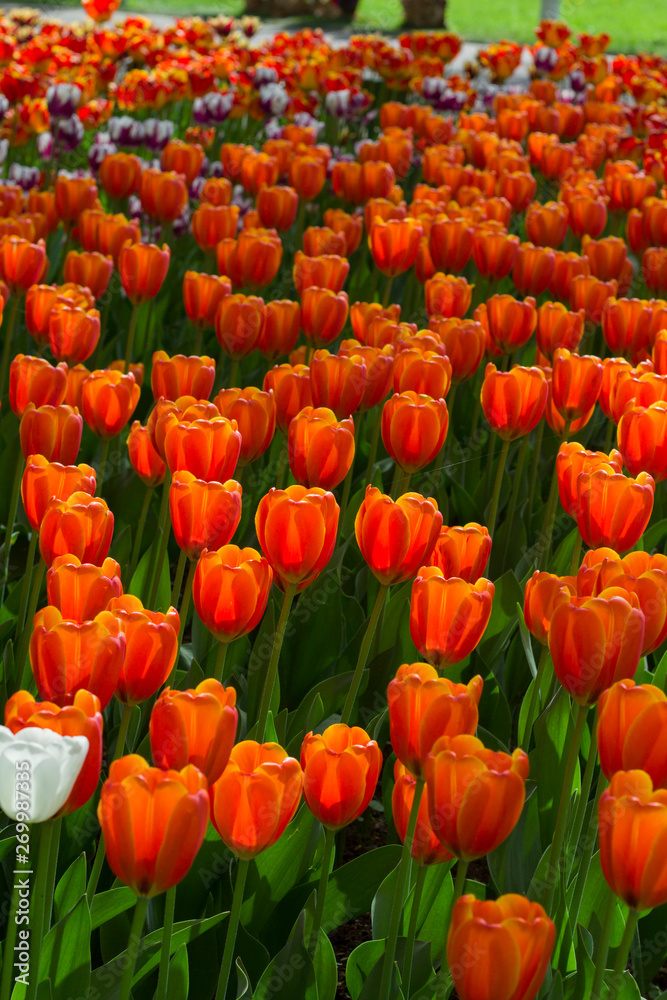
<box><xmin>246</xmin><ymin>596</ymin><xmax>276</xmax><ymax>724</ymax></box>
<box><xmin>654</xmin><ymin>647</ymin><xmax>667</xmax><ymax>691</ymax></box>
<box><xmin>235</xmin><ymin>957</ymin><xmax>253</xmax><ymax>999</ymax></box>
<box><xmin>313</xmin><ymin>929</ymin><xmax>337</xmax><ymax>1000</ymax></box>
<box><xmin>534</xmin><ymin>689</ymin><xmax>580</xmax><ymax>849</ymax></box>
<box><xmin>33</xmin><ymin>895</ymin><xmax>90</xmax><ymax>1000</ymax></box>
<box><xmin>478</xmin><ymin>569</ymin><xmax>523</xmax><ymax>655</ymax></box>
<box><xmin>641</xmin><ymin>517</ymin><xmax>667</xmax><ymax>552</ymax></box>
<box><xmin>401</xmin><ymin>863</ymin><xmax>454</xmax><ymax>960</ymax></box>
<box><xmin>601</xmin><ymin>970</ymin><xmax>641</xmax><ymax>999</ymax></box>
<box><xmin>322</xmin><ymin>845</ymin><xmax>402</xmax><ymax>936</ymax></box>
<box><xmin>90</xmin><ymin>885</ymin><xmax>140</xmax><ymax>930</ymax></box>
<box><xmin>129</xmin><ymin>536</ymin><xmax>171</xmax><ymax>611</ymax></box>
<box><xmin>635</xmin><ymin>902</ymin><xmax>667</xmax><ymax>982</ymax></box>
<box><xmin>547</xmin><ymin>971</ymin><xmax>564</xmax><ymax>1000</ymax></box>
<box><xmin>54</xmin><ymin>853</ymin><xmax>86</xmax><ymax>923</ymax></box>
<box><xmin>516</xmin><ymin>605</ymin><xmax>538</xmax><ymax>679</ymax></box>
<box><xmin>253</xmin><ymin>912</ymin><xmax>318</xmax><ymax>1000</ymax></box>
<box><xmin>166</xmin><ymin>943</ymin><xmax>189</xmax><ymax>1000</ymax></box>
<box><xmin>489</xmin><ymin>787</ymin><xmax>542</xmax><ymax>896</ymax></box>
<box><xmin>371</xmin><ymin>861</ymin><xmax>400</xmax><ymax>940</ymax></box>
<box><xmin>562</xmin><ymin>925</ymin><xmax>594</xmax><ymax>1000</ymax></box>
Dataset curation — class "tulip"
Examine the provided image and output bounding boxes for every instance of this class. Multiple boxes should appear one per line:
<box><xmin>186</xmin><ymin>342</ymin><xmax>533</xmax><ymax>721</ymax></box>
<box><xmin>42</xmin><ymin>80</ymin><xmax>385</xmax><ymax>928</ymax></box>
<box><xmin>215</xmin><ymin>293</ymin><xmax>266</xmax><ymax>361</ymax></box>
<box><xmin>39</xmin><ymin>492</ymin><xmax>113</xmax><ymax>568</ymax></box>
<box><xmin>512</xmin><ymin>242</ymin><xmax>555</xmax><ymax>296</ymax></box>
<box><xmin>599</xmin><ymin>770</ymin><xmax>667</xmax><ymax>912</ymax></box>
<box><xmin>425</xmin><ymin>734</ymin><xmax>529</xmax><ymax>859</ymax></box>
<box><xmin>303</xmin><ymin>226</ymin><xmax>347</xmax><ymax>258</ymax></box>
<box><xmin>556</xmin><ymin>442</ymin><xmax>622</xmax><ymax>518</ymax></box>
<box><xmin>323</xmin><ymin>208</ymin><xmax>363</xmax><ymax>255</ymax></box>
<box><xmin>447</xmin><ymin>894</ymin><xmax>555</xmax><ymax>1000</ymax></box>
<box><xmin>351</xmin><ymin>302</ymin><xmax>401</xmax><ymax>343</ymax></box>
<box><xmin>550</xmin><ymin>348</ymin><xmax>603</xmax><ymax>423</ymax></box>
<box><xmin>193</xmin><ymin>204</ymin><xmax>239</xmax><ymax>252</ymax></box>
<box><xmin>46</xmin><ymin>553</ymin><xmax>122</xmax><ymax>622</ymax></box>
<box><xmin>535</xmin><ymin>302</ymin><xmax>585</xmax><ymax>361</ymax></box>
<box><xmin>9</xmin><ymin>355</ymin><xmax>67</xmax><ymax>418</ymax></box>
<box><xmin>0</xmin><ymin>726</ymin><xmax>88</xmax><ymax>823</ymax></box>
<box><xmin>255</xmin><ymin>485</ymin><xmax>338</xmax><ymax>592</ymax></box>
<box><xmin>127</xmin><ymin>422</ymin><xmax>167</xmax><ymax>488</ymax></box>
<box><xmin>81</xmin><ymin>369</ymin><xmax>140</xmax><ymax>440</ymax></box>
<box><xmin>310</xmin><ymin>350</ymin><xmax>367</xmax><ymax>418</ymax></box>
<box><xmin>570</xmin><ymin>274</ymin><xmax>617</xmax><ymax>325</ymax></box>
<box><xmin>48</xmin><ymin>305</ymin><xmax>101</xmax><ymax>365</ymax></box>
<box><xmin>393</xmin><ymin>349</ymin><xmax>451</xmax><ymax>400</ymax></box>
<box><xmin>618</xmin><ymin>401</ymin><xmax>667</xmax><ymax>481</ymax></box>
<box><xmin>369</xmin><ymin>217</ymin><xmax>423</xmax><ymax>277</ymax></box>
<box><xmin>339</xmin><ymin>341</ymin><xmax>395</xmax><ymax>411</ymax></box>
<box><xmin>0</xmin><ymin>236</ymin><xmax>46</xmax><ymax>294</ymax></box>
<box><xmin>98</xmin><ymin>152</ymin><xmax>142</xmax><ymax>200</ymax></box>
<box><xmin>119</xmin><ymin>242</ymin><xmax>170</xmax><ymax>305</ymax></box>
<box><xmin>576</xmin><ymin>468</ymin><xmax>655</xmax><ymax>553</ymax></box>
<box><xmin>21</xmin><ymin>456</ymin><xmax>96</xmax><ymax>532</ymax></box>
<box><xmin>597</xmin><ymin>680</ymin><xmax>667</xmax><ymax>788</ymax></box>
<box><xmin>109</xmin><ymin>595</ymin><xmax>180</xmax><ymax>706</ymax></box>
<box><xmin>30</xmin><ymin>606</ymin><xmax>125</xmax><ymax>709</ymax></box>
<box><xmin>644</xmin><ymin>247</ymin><xmax>667</xmax><ymax>293</ymax></box>
<box><xmin>164</xmin><ymin>416</ymin><xmax>241</xmax><ymax>483</ymax></box>
<box><xmin>20</xmin><ymin>403</ymin><xmax>83</xmax><ymax>463</ymax></box>
<box><xmin>301</xmin><ymin>724</ymin><xmax>382</xmax><ymax>830</ymax></box>
<box><xmin>382</xmin><ymin>391</ymin><xmax>448</xmax><ymax>474</ymax></box>
<box><xmin>55</xmin><ymin>177</ymin><xmax>98</xmax><ymax>226</ymax></box>
<box><xmin>301</xmin><ymin>287</ymin><xmax>349</xmax><ymax>348</ymax></box>
<box><xmin>426</xmin><ymin>523</ymin><xmax>492</xmax><ymax>583</ymax></box>
<box><xmin>293</xmin><ymin>251</ymin><xmax>350</xmax><ymax>294</ymax></box>
<box><xmin>388</xmin><ymin>663</ymin><xmax>483</xmax><ymax>778</ymax></box>
<box><xmin>289</xmin><ymin>155</ymin><xmax>326</xmax><ymax>201</ymax></box>
<box><xmin>548</xmin><ymin>591</ymin><xmax>645</xmax><ymax>705</ymax></box>
<box><xmin>170</xmin><ymin>472</ymin><xmax>242</xmax><ymax>561</ymax></box>
<box><xmin>215</xmin><ymin>387</ymin><xmax>276</xmax><ymax>466</ymax></box>
<box><xmin>523</xmin><ymin>570</ymin><xmax>576</xmax><ymax>645</ymax></box>
<box><xmin>193</xmin><ymin>544</ymin><xmax>272</xmax><ymax>648</ymax></box>
<box><xmin>356</xmin><ymin>485</ymin><xmax>442</xmax><ymax>586</ymax></box>
<box><xmin>392</xmin><ymin>761</ymin><xmax>454</xmax><ymax>865</ymax></box>
<box><xmin>288</xmin><ymin>406</ymin><xmax>354</xmax><ymax>490</ymax></box>
<box><xmin>183</xmin><ymin>272</ymin><xmax>231</xmax><ymax>332</ymax></box>
<box><xmin>63</xmin><ymin>250</ymin><xmax>113</xmax><ymax>300</ymax></box>
<box><xmin>258</xmin><ymin>300</ymin><xmax>301</xmax><ymax>360</ymax></box>
<box><xmin>431</xmin><ymin>318</ymin><xmax>485</xmax><ymax>383</ymax></box>
<box><xmin>263</xmin><ymin>363</ymin><xmax>313</xmax><ymax>435</ymax></box>
<box><xmin>428</xmin><ymin>218</ymin><xmax>474</xmax><ymax>273</ymax></box>
<box><xmin>424</xmin><ymin>273</ymin><xmax>472</xmax><ymax>319</ymax></box>
<box><xmin>602</xmin><ymin>298</ymin><xmax>654</xmax><ymax>361</ymax></box>
<box><xmin>481</xmin><ymin>364</ymin><xmax>547</xmax><ymax>440</ymax></box>
<box><xmin>5</xmin><ymin>689</ymin><xmax>102</xmax><ymax>815</ymax></box>
<box><xmin>151</xmin><ymin>352</ymin><xmax>216</xmax><ymax>402</ymax></box>
<box><xmin>549</xmin><ymin>251</ymin><xmax>590</xmax><ymax>301</ymax></box>
<box><xmin>25</xmin><ymin>285</ymin><xmax>63</xmax><ymax>349</ymax></box>
<box><xmin>257</xmin><ymin>186</ymin><xmax>299</xmax><ymax>232</ymax></box>
<box><xmin>472</xmin><ymin>229</ymin><xmax>520</xmax><ymax>280</ymax></box>
<box><xmin>525</xmin><ymin>200</ymin><xmax>569</xmax><ymax>248</ymax></box>
<box><xmin>99</xmin><ymin>756</ymin><xmax>209</xmax><ymax>896</ymax></box>
<box><xmin>139</xmin><ymin>169</ymin><xmax>188</xmax><ymax>224</ymax></box>
<box><xmin>410</xmin><ymin>567</ymin><xmax>494</xmax><ymax>669</ymax></box>
<box><xmin>475</xmin><ymin>294</ymin><xmax>537</xmax><ymax>355</ymax></box>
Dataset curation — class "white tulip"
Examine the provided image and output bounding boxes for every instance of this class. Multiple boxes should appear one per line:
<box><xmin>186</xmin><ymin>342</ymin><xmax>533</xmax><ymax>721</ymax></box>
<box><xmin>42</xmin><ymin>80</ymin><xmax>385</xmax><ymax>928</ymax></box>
<box><xmin>0</xmin><ymin>727</ymin><xmax>89</xmax><ymax>824</ymax></box>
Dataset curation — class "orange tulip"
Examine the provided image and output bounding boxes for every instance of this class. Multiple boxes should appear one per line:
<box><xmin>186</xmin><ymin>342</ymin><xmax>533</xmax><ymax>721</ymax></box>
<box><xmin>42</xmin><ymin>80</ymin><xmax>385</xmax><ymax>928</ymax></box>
<box><xmin>584</xmin><ymin>235</ymin><xmax>631</xmax><ymax>284</ymax></box>
<box><xmin>570</xmin><ymin>274</ymin><xmax>618</xmax><ymax>325</ymax></box>
<box><xmin>576</xmin><ymin>468</ymin><xmax>655</xmax><ymax>552</ymax></box>
<box><xmin>30</xmin><ymin>606</ymin><xmax>124</xmax><ymax>709</ymax></box>
<box><xmin>127</xmin><ymin>422</ymin><xmax>166</xmax><ymax>488</ymax></box>
<box><xmin>597</xmin><ymin>680</ymin><xmax>667</xmax><ymax>787</ymax></box>
<box><xmin>303</xmin><ymin>226</ymin><xmax>347</xmax><ymax>258</ymax></box>
<box><xmin>0</xmin><ymin>236</ymin><xmax>46</xmax><ymax>294</ymax></box>
<box><xmin>209</xmin><ymin>741</ymin><xmax>302</xmax><ymax>859</ymax></box>
<box><xmin>80</xmin><ymin>369</ymin><xmax>140</xmax><ymax>440</ymax></box>
<box><xmin>339</xmin><ymin>340</ymin><xmax>395</xmax><ymax>411</ymax></box>
<box><xmin>309</xmin><ymin>350</ymin><xmax>366</xmax><ymax>418</ymax></box>
<box><xmin>170</xmin><ymin>471</ymin><xmax>242</xmax><ymax>561</ymax></box>
<box><xmin>472</xmin><ymin>229</ymin><xmax>520</xmax><ymax>280</ymax></box>
<box><xmin>263</xmin><ymin>363</ymin><xmax>313</xmax><ymax>435</ymax></box>
<box><xmin>523</xmin><ymin>570</ymin><xmax>576</xmax><ymax>645</ymax></box>
<box><xmin>151</xmin><ymin>352</ymin><xmax>215</xmax><ymax>402</ymax></box>
<box><xmin>300</xmin><ymin>724</ymin><xmax>381</xmax><ymax>830</ymax></box>
<box><xmin>644</xmin><ymin>248</ymin><xmax>667</xmax><ymax>293</ymax></box>
<box><xmin>119</xmin><ymin>242</ymin><xmax>170</xmax><ymax>305</ymax></box>
<box><xmin>618</xmin><ymin>401</ymin><xmax>667</xmax><ymax>482</ymax></box>
<box><xmin>382</xmin><ymin>391</ymin><xmax>448</xmax><ymax>473</ymax></box>
<box><xmin>25</xmin><ymin>285</ymin><xmax>63</xmax><ymax>349</ymax></box>
<box><xmin>293</xmin><ymin>250</ymin><xmax>349</xmax><ymax>294</ymax></box>
<box><xmin>424</xmin><ymin>272</ymin><xmax>472</xmax><ymax>319</ymax></box>
<box><xmin>9</xmin><ymin>355</ymin><xmax>67</xmax><ymax>418</ymax></box>
<box><xmin>193</xmin><ymin>545</ymin><xmax>272</xmax><ymax>644</ymax></box>
<box><xmin>200</xmin><ymin>176</ymin><xmax>233</xmax><ymax>207</ymax></box>
<box><xmin>599</xmin><ymin>770</ymin><xmax>667</xmax><ymax>912</ymax></box>
<box><xmin>355</xmin><ymin>485</ymin><xmax>442</xmax><ymax>586</ymax></box>
<box><xmin>99</xmin><ymin>756</ymin><xmax>209</xmax><ymax>897</ymax></box>
<box><xmin>556</xmin><ymin>441</ymin><xmax>623</xmax><ymax>517</ymax></box>
<box><xmin>240</xmin><ymin>152</ymin><xmax>279</xmax><ymax>196</ymax></box>
<box><xmin>549</xmin><ymin>251</ymin><xmax>590</xmax><ymax>301</ymax></box>
<box><xmin>568</xmin><ymin>195</ymin><xmax>608</xmax><ymax>239</ymax></box>
<box><xmin>392</xmin><ymin>760</ymin><xmax>454</xmax><ymax>865</ymax></box>
<box><xmin>55</xmin><ymin>176</ymin><xmax>98</xmax><ymax>227</ymax></box>
<box><xmin>481</xmin><ymin>363</ymin><xmax>547</xmax><ymax>440</ymax></box>
<box><xmin>535</xmin><ymin>301</ymin><xmax>585</xmax><ymax>361</ymax></box>
<box><xmin>289</xmin><ymin>155</ymin><xmax>326</xmax><ymax>201</ymax></box>
<box><xmin>301</xmin><ymin>287</ymin><xmax>349</xmax><ymax>348</ymax></box>
<box><xmin>215</xmin><ymin>293</ymin><xmax>265</xmax><ymax>360</ymax></box>
<box><xmin>139</xmin><ymin>169</ymin><xmax>188</xmax><ymax>223</ymax></box>
<box><xmin>550</xmin><ymin>348</ymin><xmax>603</xmax><ymax>423</ymax></box>
<box><xmin>5</xmin><ymin>689</ymin><xmax>103</xmax><ymax>815</ymax></box>
<box><xmin>21</xmin><ymin>455</ymin><xmax>95</xmax><ymax>532</ymax></box>
<box><xmin>410</xmin><ymin>567</ymin><xmax>494</xmax><ymax>669</ymax></box>
<box><xmin>63</xmin><ymin>250</ymin><xmax>113</xmax><ymax>301</ymax></box>
<box><xmin>387</xmin><ymin>663</ymin><xmax>482</xmax><ymax>779</ymax></box>
<box><xmin>426</xmin><ymin>523</ymin><xmax>491</xmax><ymax>582</ymax></box>
<box><xmin>257</xmin><ymin>185</ymin><xmax>299</xmax><ymax>232</ymax></box>
<box><xmin>447</xmin><ymin>894</ymin><xmax>555</xmax><ymax>1000</ymax></box>
<box><xmin>425</xmin><ymin>734</ymin><xmax>529</xmax><ymax>860</ymax></box>
<box><xmin>288</xmin><ymin>406</ymin><xmax>354</xmax><ymax>490</ymax></box>
<box><xmin>150</xmin><ymin>680</ymin><xmax>237</xmax><ymax>784</ymax></box>
<box><xmin>98</xmin><ymin>151</ymin><xmax>142</xmax><ymax>200</ymax></box>
<box><xmin>602</xmin><ymin>298</ymin><xmax>654</xmax><ymax>361</ymax></box>
<box><xmin>39</xmin><ymin>491</ymin><xmax>113</xmax><ymax>568</ymax></box>
<box><xmin>512</xmin><ymin>242</ymin><xmax>556</xmax><ymax>296</ymax></box>
<box><xmin>428</xmin><ymin>217</ymin><xmax>474</xmax><ymax>272</ymax></box>
<box><xmin>549</xmin><ymin>591</ymin><xmax>645</xmax><ymax>705</ymax></box>
<box><xmin>258</xmin><ymin>299</ymin><xmax>300</xmax><ymax>360</ymax></box>
<box><xmin>20</xmin><ymin>403</ymin><xmax>82</xmax><ymax>464</ymax></box>
<box><xmin>323</xmin><ymin>208</ymin><xmax>363</xmax><ymax>255</ymax></box>
<box><xmin>393</xmin><ymin>349</ymin><xmax>451</xmax><ymax>400</ymax></box>
<box><xmin>109</xmin><ymin>594</ymin><xmax>179</xmax><ymax>705</ymax></box>
<box><xmin>183</xmin><ymin>271</ymin><xmax>231</xmax><ymax>331</ymax></box>
<box><xmin>48</xmin><ymin>304</ymin><xmax>101</xmax><ymax>365</ymax></box>
<box><xmin>369</xmin><ymin>217</ymin><xmax>423</xmax><ymax>277</ymax></box>
<box><xmin>255</xmin><ymin>485</ymin><xmax>338</xmax><ymax>592</ymax></box>
<box><xmin>431</xmin><ymin>318</ymin><xmax>485</xmax><ymax>383</ymax></box>
<box><xmin>525</xmin><ymin>200</ymin><xmax>569</xmax><ymax>248</ymax></box>
<box><xmin>161</xmin><ymin>139</ymin><xmax>204</xmax><ymax>186</ymax></box>
<box><xmin>46</xmin><ymin>553</ymin><xmax>122</xmax><ymax>622</ymax></box>
<box><xmin>475</xmin><ymin>294</ymin><xmax>537</xmax><ymax>355</ymax></box>
<box><xmin>193</xmin><ymin>203</ymin><xmax>239</xmax><ymax>252</ymax></box>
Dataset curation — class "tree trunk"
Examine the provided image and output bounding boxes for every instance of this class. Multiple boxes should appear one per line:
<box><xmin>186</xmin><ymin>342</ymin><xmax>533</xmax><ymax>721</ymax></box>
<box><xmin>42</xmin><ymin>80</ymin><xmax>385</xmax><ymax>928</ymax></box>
<box><xmin>401</xmin><ymin>0</ymin><xmax>446</xmax><ymax>28</ymax></box>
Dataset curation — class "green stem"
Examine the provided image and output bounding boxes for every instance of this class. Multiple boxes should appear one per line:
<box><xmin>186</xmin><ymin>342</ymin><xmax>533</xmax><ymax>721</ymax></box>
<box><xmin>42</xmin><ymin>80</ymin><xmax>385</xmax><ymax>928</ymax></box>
<box><xmin>24</xmin><ymin>820</ymin><xmax>55</xmax><ymax>1000</ymax></box>
<box><xmin>97</xmin><ymin>438</ymin><xmax>110</xmax><ymax>496</ymax></box>
<box><xmin>502</xmin><ymin>435</ymin><xmax>529</xmax><ymax>567</ymax></box>
<box><xmin>527</xmin><ymin>418</ymin><xmax>545</xmax><ymax>525</ymax></box>
<box><xmin>1</xmin><ymin>454</ymin><xmax>24</xmax><ymax>602</ymax></box>
<box><xmin>16</xmin><ymin>530</ymin><xmax>38</xmax><ymax>633</ymax></box>
<box><xmin>612</xmin><ymin>910</ymin><xmax>639</xmax><ymax>980</ymax></box>
<box><xmin>437</xmin><ymin>860</ymin><xmax>470</xmax><ymax>996</ymax></box>
<box><xmin>365</xmin><ymin>407</ymin><xmax>382</xmax><ymax>484</ymax></box>
<box><xmin>0</xmin><ymin>295</ymin><xmax>20</xmax><ymax>396</ymax></box>
<box><xmin>171</xmin><ymin>547</ymin><xmax>188</xmax><ymax>607</ymax></box>
<box><xmin>0</xmin><ymin>881</ymin><xmax>21</xmax><ymax>1000</ymax></box>
<box><xmin>341</xmin><ymin>584</ymin><xmax>388</xmax><ymax>724</ymax></box>
<box><xmin>486</xmin><ymin>437</ymin><xmax>510</xmax><ymax>538</ymax></box>
<box><xmin>563</xmin><ymin>770</ymin><xmax>607</xmax><ymax>975</ymax></box>
<box><xmin>522</xmin><ymin>645</ymin><xmax>550</xmax><ymax>751</ymax></box>
<box><xmin>390</xmin><ymin>462</ymin><xmax>403</xmax><ymax>499</ymax></box>
<box><xmin>567</xmin><ymin>716</ymin><xmax>598</xmax><ymax>866</ymax></box>
<box><xmin>256</xmin><ymin>583</ymin><xmax>296</xmax><ymax>741</ymax></box>
<box><xmin>117</xmin><ymin>896</ymin><xmax>149</xmax><ymax>1000</ymax></box>
<box><xmin>382</xmin><ymin>275</ymin><xmax>394</xmax><ymax>309</ymax></box>
<box><xmin>309</xmin><ymin>827</ymin><xmax>336</xmax><ymax>955</ymax></box>
<box><xmin>545</xmin><ymin>702</ymin><xmax>589</xmax><ymax>914</ymax></box>
<box><xmin>570</xmin><ymin>532</ymin><xmax>583</xmax><ymax>576</ymax></box>
<box><xmin>114</xmin><ymin>704</ymin><xmax>134</xmax><ymax>760</ymax></box>
<box><xmin>338</xmin><ymin>462</ymin><xmax>354</xmax><ymax>535</ymax></box>
<box><xmin>86</xmin><ymin>834</ymin><xmax>105</xmax><ymax>904</ymax></box>
<box><xmin>147</xmin><ymin>473</ymin><xmax>172</xmax><ymax>608</ymax></box>
<box><xmin>539</xmin><ymin>421</ymin><xmax>571</xmax><ymax>570</ymax></box>
<box><xmin>214</xmin><ymin>641</ymin><xmax>228</xmax><ymax>683</ymax></box>
<box><xmin>401</xmin><ymin>863</ymin><xmax>427</xmax><ymax>999</ymax></box>
<box><xmin>591</xmin><ymin>891</ymin><xmax>616</xmax><ymax>1000</ymax></box>
<box><xmin>275</xmin><ymin>437</ymin><xmax>288</xmax><ymax>491</ymax></box>
<box><xmin>123</xmin><ymin>301</ymin><xmax>140</xmax><ymax>374</ymax></box>
<box><xmin>43</xmin><ymin>817</ymin><xmax>62</xmax><ymax>931</ymax></box>
<box><xmin>128</xmin><ymin>485</ymin><xmax>153</xmax><ymax>581</ymax></box>
<box><xmin>177</xmin><ymin>558</ymin><xmax>197</xmax><ymax>646</ymax></box>
<box><xmin>603</xmin><ymin>418</ymin><xmax>614</xmax><ymax>456</ymax></box>
<box><xmin>228</xmin><ymin>357</ymin><xmax>239</xmax><ymax>389</ymax></box>
<box><xmin>215</xmin><ymin>859</ymin><xmax>249</xmax><ymax>1000</ymax></box>
<box><xmin>155</xmin><ymin>886</ymin><xmax>177</xmax><ymax>1000</ymax></box>
<box><xmin>18</xmin><ymin>559</ymin><xmax>46</xmax><ymax>689</ymax></box>
<box><xmin>378</xmin><ymin>779</ymin><xmax>425</xmax><ymax>1000</ymax></box>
